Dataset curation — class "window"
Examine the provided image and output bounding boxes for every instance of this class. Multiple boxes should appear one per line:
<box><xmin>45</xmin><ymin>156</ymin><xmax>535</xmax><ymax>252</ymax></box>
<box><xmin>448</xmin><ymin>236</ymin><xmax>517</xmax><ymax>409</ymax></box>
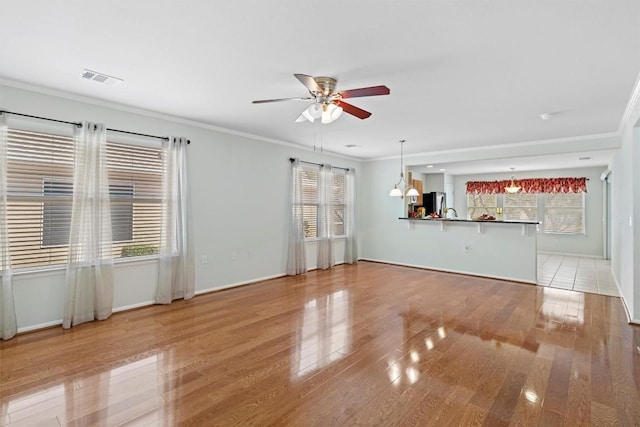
<box><xmin>299</xmin><ymin>165</ymin><xmax>346</xmax><ymax>239</ymax></box>
<box><xmin>331</xmin><ymin>172</ymin><xmax>345</xmax><ymax>236</ymax></box>
<box><xmin>467</xmin><ymin>193</ymin><xmax>497</xmax><ymax>219</ymax></box>
<box><xmin>544</xmin><ymin>193</ymin><xmax>585</xmax><ymax>234</ymax></box>
<box><xmin>6</xmin><ymin>128</ymin><xmax>163</xmax><ymax>269</ymax></box>
<box><xmin>42</xmin><ymin>181</ymin><xmax>134</xmax><ymax>247</ymax></box>
<box><xmin>301</xmin><ymin>168</ymin><xmax>318</xmax><ymax>238</ymax></box>
<box><xmin>503</xmin><ymin>193</ymin><xmax>538</xmax><ymax>222</ymax></box>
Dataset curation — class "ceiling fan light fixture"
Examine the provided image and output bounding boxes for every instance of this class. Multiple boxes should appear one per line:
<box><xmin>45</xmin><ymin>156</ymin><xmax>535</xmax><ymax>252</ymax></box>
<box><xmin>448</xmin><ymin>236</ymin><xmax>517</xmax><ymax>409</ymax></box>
<box><xmin>330</xmin><ymin>104</ymin><xmax>343</xmax><ymax>120</ymax></box>
<box><xmin>308</xmin><ymin>103</ymin><xmax>322</xmax><ymax>119</ymax></box>
<box><xmin>321</xmin><ymin>103</ymin><xmax>343</xmax><ymax>124</ymax></box>
<box><xmin>300</xmin><ymin>103</ymin><xmax>322</xmax><ymax>122</ymax></box>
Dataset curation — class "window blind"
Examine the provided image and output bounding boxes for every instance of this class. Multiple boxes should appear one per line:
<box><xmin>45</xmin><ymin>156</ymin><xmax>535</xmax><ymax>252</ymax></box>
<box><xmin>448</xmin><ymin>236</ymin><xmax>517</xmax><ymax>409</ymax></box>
<box><xmin>467</xmin><ymin>193</ymin><xmax>497</xmax><ymax>219</ymax></box>
<box><xmin>301</xmin><ymin>167</ymin><xmax>318</xmax><ymax>238</ymax></box>
<box><xmin>6</xmin><ymin>128</ymin><xmax>163</xmax><ymax>269</ymax></box>
<box><xmin>331</xmin><ymin>172</ymin><xmax>345</xmax><ymax>236</ymax></box>
<box><xmin>297</xmin><ymin>165</ymin><xmax>346</xmax><ymax>239</ymax></box>
<box><xmin>544</xmin><ymin>193</ymin><xmax>584</xmax><ymax>234</ymax></box>
<box><xmin>503</xmin><ymin>193</ymin><xmax>538</xmax><ymax>222</ymax></box>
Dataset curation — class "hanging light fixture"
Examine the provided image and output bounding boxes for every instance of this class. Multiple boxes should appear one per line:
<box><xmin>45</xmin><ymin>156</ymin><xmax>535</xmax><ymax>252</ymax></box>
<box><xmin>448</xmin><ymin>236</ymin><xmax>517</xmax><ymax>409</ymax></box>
<box><xmin>505</xmin><ymin>168</ymin><xmax>521</xmax><ymax>194</ymax></box>
<box><xmin>296</xmin><ymin>103</ymin><xmax>323</xmax><ymax>123</ymax></box>
<box><xmin>296</xmin><ymin>102</ymin><xmax>343</xmax><ymax>124</ymax></box>
<box><xmin>389</xmin><ymin>139</ymin><xmax>420</xmax><ymax>198</ymax></box>
<box><xmin>321</xmin><ymin>103</ymin><xmax>343</xmax><ymax>124</ymax></box>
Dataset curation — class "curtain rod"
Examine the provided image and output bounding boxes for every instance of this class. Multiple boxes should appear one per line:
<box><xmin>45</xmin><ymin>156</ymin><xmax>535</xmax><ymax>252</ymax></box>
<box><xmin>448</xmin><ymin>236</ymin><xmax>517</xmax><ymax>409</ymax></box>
<box><xmin>0</xmin><ymin>110</ymin><xmax>81</xmax><ymax>128</ymax></box>
<box><xmin>289</xmin><ymin>157</ymin><xmax>350</xmax><ymax>172</ymax></box>
<box><xmin>0</xmin><ymin>110</ymin><xmax>190</xmax><ymax>144</ymax></box>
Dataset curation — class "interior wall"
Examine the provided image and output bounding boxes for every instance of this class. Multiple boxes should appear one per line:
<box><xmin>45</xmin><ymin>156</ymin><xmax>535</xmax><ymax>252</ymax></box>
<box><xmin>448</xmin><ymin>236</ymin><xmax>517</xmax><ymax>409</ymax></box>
<box><xmin>423</xmin><ymin>173</ymin><xmax>445</xmax><ymax>193</ymax></box>
<box><xmin>360</xmin><ymin>159</ymin><xmax>537</xmax><ymax>283</ymax></box>
<box><xmin>610</xmin><ymin>126</ymin><xmax>636</xmax><ymax>322</ymax></box>
<box><xmin>1</xmin><ymin>84</ymin><xmax>361</xmax><ymax>332</ymax></box>
<box><xmin>452</xmin><ymin>167</ymin><xmax>607</xmax><ymax>257</ymax></box>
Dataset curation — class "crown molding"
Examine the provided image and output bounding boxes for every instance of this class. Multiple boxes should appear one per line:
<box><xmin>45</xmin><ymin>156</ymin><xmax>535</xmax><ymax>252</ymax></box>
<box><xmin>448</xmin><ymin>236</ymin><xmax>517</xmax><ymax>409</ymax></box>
<box><xmin>369</xmin><ymin>131</ymin><xmax>621</xmax><ymax>162</ymax></box>
<box><xmin>0</xmin><ymin>78</ymin><xmax>362</xmax><ymax>163</ymax></box>
<box><xmin>0</xmin><ymin>76</ymin><xmax>625</xmax><ymax>165</ymax></box>
<box><xmin>617</xmin><ymin>69</ymin><xmax>640</xmax><ymax>132</ymax></box>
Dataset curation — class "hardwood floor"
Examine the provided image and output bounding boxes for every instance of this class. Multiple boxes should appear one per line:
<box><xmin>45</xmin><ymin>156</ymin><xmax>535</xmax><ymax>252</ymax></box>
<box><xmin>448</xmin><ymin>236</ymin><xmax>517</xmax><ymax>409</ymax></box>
<box><xmin>1</xmin><ymin>262</ymin><xmax>639</xmax><ymax>426</ymax></box>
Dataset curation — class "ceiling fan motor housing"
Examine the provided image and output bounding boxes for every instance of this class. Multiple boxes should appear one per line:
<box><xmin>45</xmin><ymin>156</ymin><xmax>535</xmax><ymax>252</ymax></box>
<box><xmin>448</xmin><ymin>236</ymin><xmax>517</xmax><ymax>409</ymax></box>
<box><xmin>314</xmin><ymin>76</ymin><xmax>338</xmax><ymax>98</ymax></box>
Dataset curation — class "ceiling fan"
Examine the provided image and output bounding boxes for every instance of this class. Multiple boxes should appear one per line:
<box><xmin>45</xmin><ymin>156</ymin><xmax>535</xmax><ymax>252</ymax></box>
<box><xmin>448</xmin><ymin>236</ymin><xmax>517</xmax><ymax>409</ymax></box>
<box><xmin>252</xmin><ymin>74</ymin><xmax>390</xmax><ymax>123</ymax></box>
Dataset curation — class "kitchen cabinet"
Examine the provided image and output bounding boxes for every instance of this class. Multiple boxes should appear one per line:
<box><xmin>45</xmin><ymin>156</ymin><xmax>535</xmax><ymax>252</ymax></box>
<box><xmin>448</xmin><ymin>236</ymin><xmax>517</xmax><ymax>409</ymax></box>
<box><xmin>412</xmin><ymin>179</ymin><xmax>423</xmax><ymax>205</ymax></box>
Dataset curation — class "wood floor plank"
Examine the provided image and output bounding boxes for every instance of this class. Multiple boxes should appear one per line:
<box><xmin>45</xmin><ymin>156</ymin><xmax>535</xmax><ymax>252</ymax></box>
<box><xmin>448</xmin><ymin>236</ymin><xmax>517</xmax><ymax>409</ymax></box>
<box><xmin>1</xmin><ymin>262</ymin><xmax>639</xmax><ymax>426</ymax></box>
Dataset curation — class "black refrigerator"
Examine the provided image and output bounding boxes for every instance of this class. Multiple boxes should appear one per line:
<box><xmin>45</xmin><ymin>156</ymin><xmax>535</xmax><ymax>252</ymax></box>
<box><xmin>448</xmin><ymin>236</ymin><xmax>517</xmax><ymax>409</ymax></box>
<box><xmin>421</xmin><ymin>192</ymin><xmax>446</xmax><ymax>216</ymax></box>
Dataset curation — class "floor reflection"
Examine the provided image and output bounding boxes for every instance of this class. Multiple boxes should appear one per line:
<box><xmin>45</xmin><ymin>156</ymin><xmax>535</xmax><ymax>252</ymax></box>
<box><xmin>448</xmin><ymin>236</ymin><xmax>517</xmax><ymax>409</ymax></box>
<box><xmin>1</xmin><ymin>354</ymin><xmax>164</xmax><ymax>425</ymax></box>
<box><xmin>538</xmin><ymin>286</ymin><xmax>585</xmax><ymax>327</ymax></box>
<box><xmin>293</xmin><ymin>289</ymin><xmax>351</xmax><ymax>378</ymax></box>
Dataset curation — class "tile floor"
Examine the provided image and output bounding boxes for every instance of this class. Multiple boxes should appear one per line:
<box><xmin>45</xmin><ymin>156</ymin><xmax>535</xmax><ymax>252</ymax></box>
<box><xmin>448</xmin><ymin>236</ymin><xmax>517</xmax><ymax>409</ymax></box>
<box><xmin>537</xmin><ymin>253</ymin><xmax>619</xmax><ymax>296</ymax></box>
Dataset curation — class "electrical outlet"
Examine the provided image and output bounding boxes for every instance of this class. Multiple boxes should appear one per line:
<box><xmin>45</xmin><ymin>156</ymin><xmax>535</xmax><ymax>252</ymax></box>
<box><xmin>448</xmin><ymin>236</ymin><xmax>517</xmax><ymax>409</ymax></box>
<box><xmin>464</xmin><ymin>245</ymin><xmax>469</xmax><ymax>253</ymax></box>
<box><xmin>201</xmin><ymin>255</ymin><xmax>208</xmax><ymax>264</ymax></box>
<box><xmin>232</xmin><ymin>251</ymin><xmax>237</xmax><ymax>261</ymax></box>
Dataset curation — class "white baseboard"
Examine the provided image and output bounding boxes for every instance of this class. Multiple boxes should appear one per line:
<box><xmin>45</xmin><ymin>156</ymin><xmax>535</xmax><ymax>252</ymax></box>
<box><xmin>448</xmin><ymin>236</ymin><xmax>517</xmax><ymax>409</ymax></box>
<box><xmin>359</xmin><ymin>258</ymin><xmax>537</xmax><ymax>285</ymax></box>
<box><xmin>537</xmin><ymin>251</ymin><xmax>604</xmax><ymax>259</ymax></box>
<box><xmin>18</xmin><ymin>319</ymin><xmax>62</xmax><ymax>334</ymax></box>
<box><xmin>195</xmin><ymin>272</ymin><xmax>287</xmax><ymax>296</ymax></box>
<box><xmin>611</xmin><ymin>270</ymin><xmax>639</xmax><ymax>325</ymax></box>
<box><xmin>113</xmin><ymin>300</ymin><xmax>155</xmax><ymax>313</ymax></box>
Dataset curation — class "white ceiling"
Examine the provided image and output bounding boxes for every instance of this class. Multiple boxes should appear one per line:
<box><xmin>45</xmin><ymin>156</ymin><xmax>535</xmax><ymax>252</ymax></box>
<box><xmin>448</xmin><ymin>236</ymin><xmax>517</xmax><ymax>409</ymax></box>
<box><xmin>1</xmin><ymin>1</ymin><xmax>639</xmax><ymax>173</ymax></box>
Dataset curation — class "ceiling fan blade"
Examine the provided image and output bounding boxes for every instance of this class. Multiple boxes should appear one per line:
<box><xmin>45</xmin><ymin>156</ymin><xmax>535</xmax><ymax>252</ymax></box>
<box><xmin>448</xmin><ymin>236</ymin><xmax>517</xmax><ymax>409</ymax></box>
<box><xmin>294</xmin><ymin>74</ymin><xmax>322</xmax><ymax>93</ymax></box>
<box><xmin>339</xmin><ymin>85</ymin><xmax>390</xmax><ymax>99</ymax></box>
<box><xmin>335</xmin><ymin>100</ymin><xmax>372</xmax><ymax>119</ymax></box>
<box><xmin>252</xmin><ymin>97</ymin><xmax>313</xmax><ymax>104</ymax></box>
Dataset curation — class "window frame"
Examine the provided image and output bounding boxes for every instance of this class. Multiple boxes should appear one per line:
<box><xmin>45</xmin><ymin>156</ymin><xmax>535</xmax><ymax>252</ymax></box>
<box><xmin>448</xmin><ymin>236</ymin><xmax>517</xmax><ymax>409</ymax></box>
<box><xmin>465</xmin><ymin>191</ymin><xmax>586</xmax><ymax>235</ymax></box>
<box><xmin>5</xmin><ymin>127</ymin><xmax>164</xmax><ymax>271</ymax></box>
<box><xmin>298</xmin><ymin>164</ymin><xmax>347</xmax><ymax>240</ymax></box>
<box><xmin>542</xmin><ymin>192</ymin><xmax>586</xmax><ymax>235</ymax></box>
<box><xmin>466</xmin><ymin>193</ymin><xmax>497</xmax><ymax>220</ymax></box>
<box><xmin>502</xmin><ymin>193</ymin><xmax>538</xmax><ymax>223</ymax></box>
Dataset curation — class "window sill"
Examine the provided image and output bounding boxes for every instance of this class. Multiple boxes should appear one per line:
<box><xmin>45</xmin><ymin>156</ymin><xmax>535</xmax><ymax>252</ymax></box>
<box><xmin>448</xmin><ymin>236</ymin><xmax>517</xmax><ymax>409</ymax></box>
<box><xmin>542</xmin><ymin>232</ymin><xmax>587</xmax><ymax>236</ymax></box>
<box><xmin>11</xmin><ymin>255</ymin><xmax>160</xmax><ymax>277</ymax></box>
<box><xmin>304</xmin><ymin>236</ymin><xmax>347</xmax><ymax>242</ymax></box>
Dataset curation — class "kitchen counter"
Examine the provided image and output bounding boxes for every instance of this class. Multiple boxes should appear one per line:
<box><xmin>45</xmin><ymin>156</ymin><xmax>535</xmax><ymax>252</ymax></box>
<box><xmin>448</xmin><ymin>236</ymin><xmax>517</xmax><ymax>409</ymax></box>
<box><xmin>380</xmin><ymin>217</ymin><xmax>539</xmax><ymax>284</ymax></box>
<box><xmin>399</xmin><ymin>217</ymin><xmax>539</xmax><ymax>225</ymax></box>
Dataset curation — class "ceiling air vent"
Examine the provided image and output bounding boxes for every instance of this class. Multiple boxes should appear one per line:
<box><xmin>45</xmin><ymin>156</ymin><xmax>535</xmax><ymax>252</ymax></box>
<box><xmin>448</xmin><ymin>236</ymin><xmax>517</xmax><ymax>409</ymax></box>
<box><xmin>80</xmin><ymin>69</ymin><xmax>123</xmax><ymax>86</ymax></box>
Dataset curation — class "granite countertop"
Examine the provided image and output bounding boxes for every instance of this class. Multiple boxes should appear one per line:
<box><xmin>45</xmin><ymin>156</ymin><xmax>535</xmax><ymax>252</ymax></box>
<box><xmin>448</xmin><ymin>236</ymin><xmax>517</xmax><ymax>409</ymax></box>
<box><xmin>399</xmin><ymin>217</ymin><xmax>540</xmax><ymax>225</ymax></box>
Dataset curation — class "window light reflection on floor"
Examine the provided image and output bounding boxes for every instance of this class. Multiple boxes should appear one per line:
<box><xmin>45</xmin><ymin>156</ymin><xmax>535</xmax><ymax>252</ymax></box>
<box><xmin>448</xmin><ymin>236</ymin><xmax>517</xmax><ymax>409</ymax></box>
<box><xmin>293</xmin><ymin>290</ymin><xmax>351</xmax><ymax>378</ymax></box>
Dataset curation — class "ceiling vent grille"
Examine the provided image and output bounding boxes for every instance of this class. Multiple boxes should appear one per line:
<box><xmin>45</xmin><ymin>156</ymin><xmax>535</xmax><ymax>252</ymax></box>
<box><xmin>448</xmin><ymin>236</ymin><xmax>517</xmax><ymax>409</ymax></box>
<box><xmin>80</xmin><ymin>69</ymin><xmax>123</xmax><ymax>86</ymax></box>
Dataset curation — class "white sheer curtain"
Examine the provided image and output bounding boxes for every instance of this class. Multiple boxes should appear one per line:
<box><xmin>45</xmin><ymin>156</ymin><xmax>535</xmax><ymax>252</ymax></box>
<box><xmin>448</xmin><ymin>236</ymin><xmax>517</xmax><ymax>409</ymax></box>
<box><xmin>0</xmin><ymin>114</ymin><xmax>17</xmax><ymax>340</ymax></box>
<box><xmin>63</xmin><ymin>122</ymin><xmax>114</xmax><ymax>329</ymax></box>
<box><xmin>286</xmin><ymin>158</ymin><xmax>307</xmax><ymax>275</ymax></box>
<box><xmin>317</xmin><ymin>164</ymin><xmax>335</xmax><ymax>270</ymax></box>
<box><xmin>344</xmin><ymin>168</ymin><xmax>358</xmax><ymax>264</ymax></box>
<box><xmin>155</xmin><ymin>137</ymin><xmax>195</xmax><ymax>304</ymax></box>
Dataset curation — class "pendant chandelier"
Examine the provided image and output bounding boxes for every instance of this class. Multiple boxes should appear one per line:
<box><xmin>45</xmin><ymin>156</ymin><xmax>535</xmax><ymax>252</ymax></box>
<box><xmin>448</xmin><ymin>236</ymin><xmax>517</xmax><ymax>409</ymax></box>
<box><xmin>389</xmin><ymin>139</ymin><xmax>419</xmax><ymax>198</ymax></box>
<box><xmin>505</xmin><ymin>168</ymin><xmax>521</xmax><ymax>194</ymax></box>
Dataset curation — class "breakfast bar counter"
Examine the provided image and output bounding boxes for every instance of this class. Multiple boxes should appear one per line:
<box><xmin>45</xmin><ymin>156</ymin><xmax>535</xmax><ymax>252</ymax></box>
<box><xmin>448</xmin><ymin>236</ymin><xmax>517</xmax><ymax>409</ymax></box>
<box><xmin>388</xmin><ymin>217</ymin><xmax>539</xmax><ymax>283</ymax></box>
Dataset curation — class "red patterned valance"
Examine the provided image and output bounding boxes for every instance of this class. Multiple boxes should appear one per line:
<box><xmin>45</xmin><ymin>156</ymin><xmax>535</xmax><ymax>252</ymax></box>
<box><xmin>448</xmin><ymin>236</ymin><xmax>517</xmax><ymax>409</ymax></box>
<box><xmin>466</xmin><ymin>177</ymin><xmax>587</xmax><ymax>194</ymax></box>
